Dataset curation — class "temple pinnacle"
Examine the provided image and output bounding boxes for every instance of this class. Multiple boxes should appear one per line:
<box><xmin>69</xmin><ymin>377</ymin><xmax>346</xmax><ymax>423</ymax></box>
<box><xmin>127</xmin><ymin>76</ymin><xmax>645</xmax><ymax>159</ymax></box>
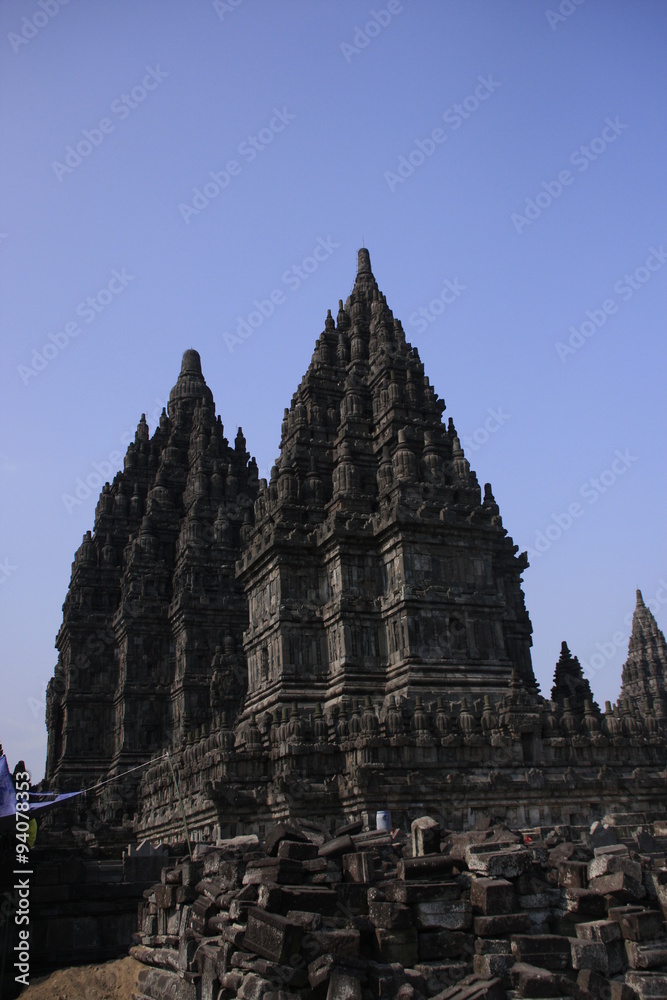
<box><xmin>357</xmin><ymin>247</ymin><xmax>372</xmax><ymax>275</ymax></box>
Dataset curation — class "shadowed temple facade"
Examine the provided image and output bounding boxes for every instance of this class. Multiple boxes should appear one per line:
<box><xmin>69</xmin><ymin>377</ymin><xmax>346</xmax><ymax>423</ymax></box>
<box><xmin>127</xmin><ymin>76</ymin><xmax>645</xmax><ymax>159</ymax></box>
<box><xmin>44</xmin><ymin>250</ymin><xmax>667</xmax><ymax>842</ymax></box>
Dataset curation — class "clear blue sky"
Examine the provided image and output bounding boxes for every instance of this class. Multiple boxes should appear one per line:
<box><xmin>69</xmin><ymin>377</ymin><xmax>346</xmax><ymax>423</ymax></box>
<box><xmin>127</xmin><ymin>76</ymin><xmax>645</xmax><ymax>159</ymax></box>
<box><xmin>1</xmin><ymin>0</ymin><xmax>665</xmax><ymax>780</ymax></box>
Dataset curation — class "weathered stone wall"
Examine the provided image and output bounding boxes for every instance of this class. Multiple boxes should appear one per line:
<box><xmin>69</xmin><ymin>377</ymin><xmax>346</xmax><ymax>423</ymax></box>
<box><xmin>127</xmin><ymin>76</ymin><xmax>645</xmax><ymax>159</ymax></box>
<box><xmin>135</xmin><ymin>690</ymin><xmax>667</xmax><ymax>844</ymax></box>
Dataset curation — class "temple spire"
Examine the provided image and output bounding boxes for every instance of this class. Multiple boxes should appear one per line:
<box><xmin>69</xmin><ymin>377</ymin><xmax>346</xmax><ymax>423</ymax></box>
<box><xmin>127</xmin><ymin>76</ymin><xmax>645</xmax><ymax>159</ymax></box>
<box><xmin>357</xmin><ymin>247</ymin><xmax>372</xmax><ymax>275</ymax></box>
<box><xmin>551</xmin><ymin>641</ymin><xmax>597</xmax><ymax>715</ymax></box>
<box><xmin>619</xmin><ymin>588</ymin><xmax>667</xmax><ymax>719</ymax></box>
<box><xmin>352</xmin><ymin>246</ymin><xmax>379</xmax><ymax>300</ymax></box>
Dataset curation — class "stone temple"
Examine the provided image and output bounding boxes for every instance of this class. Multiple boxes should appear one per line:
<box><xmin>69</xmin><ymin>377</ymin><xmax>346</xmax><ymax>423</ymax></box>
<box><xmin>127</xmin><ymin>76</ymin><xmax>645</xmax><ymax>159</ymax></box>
<box><xmin>44</xmin><ymin>249</ymin><xmax>667</xmax><ymax>843</ymax></box>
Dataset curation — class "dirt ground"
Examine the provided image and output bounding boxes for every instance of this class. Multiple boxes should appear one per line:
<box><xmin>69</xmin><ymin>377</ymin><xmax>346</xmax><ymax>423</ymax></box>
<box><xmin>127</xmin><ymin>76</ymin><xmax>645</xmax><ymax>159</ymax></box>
<box><xmin>18</xmin><ymin>956</ymin><xmax>143</xmax><ymax>999</ymax></box>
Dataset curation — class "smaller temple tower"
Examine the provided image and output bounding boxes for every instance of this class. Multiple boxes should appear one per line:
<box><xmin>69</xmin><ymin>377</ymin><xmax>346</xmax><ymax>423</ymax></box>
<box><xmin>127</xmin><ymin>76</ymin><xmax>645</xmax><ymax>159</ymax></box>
<box><xmin>551</xmin><ymin>641</ymin><xmax>597</xmax><ymax>717</ymax></box>
<box><xmin>619</xmin><ymin>589</ymin><xmax>667</xmax><ymax>719</ymax></box>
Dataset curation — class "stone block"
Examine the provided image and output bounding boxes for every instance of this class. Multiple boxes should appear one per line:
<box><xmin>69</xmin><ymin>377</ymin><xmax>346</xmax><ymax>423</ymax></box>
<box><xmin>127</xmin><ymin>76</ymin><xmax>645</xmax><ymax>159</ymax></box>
<box><xmin>558</xmin><ymin>861</ymin><xmax>588</xmax><ymax>889</ymax></box>
<box><xmin>277</xmin><ymin>839</ymin><xmax>319</xmax><ymax>861</ymax></box>
<box><xmin>473</xmin><ymin>952</ymin><xmax>515</xmax><ymax>979</ymax></box>
<box><xmin>243</xmin><ymin>908</ymin><xmax>305</xmax><ymax>965</ymax></box>
<box><xmin>427</xmin><ymin>979</ymin><xmax>505</xmax><ymax>1000</ymax></box>
<box><xmin>576</xmin><ymin>920</ymin><xmax>622</xmax><ymax>943</ymax></box>
<box><xmin>576</xmin><ymin>968</ymin><xmax>613</xmax><ymax>999</ymax></box>
<box><xmin>464</xmin><ymin>845</ymin><xmax>531</xmax><ymax>879</ymax></box>
<box><xmin>610</xmin><ymin>981</ymin><xmax>643</xmax><ymax>1000</ymax></box>
<box><xmin>419</xmin><ymin>931</ymin><xmax>474</xmax><ymax>962</ymax></box>
<box><xmin>383</xmin><ymin>880</ymin><xmax>463</xmax><ymax>905</ymax></box>
<box><xmin>264</xmin><ymin>823</ymin><xmax>309</xmax><ymax>857</ymax></box>
<box><xmin>413</xmin><ymin>961</ymin><xmax>469</xmax><ymax>995</ymax></box>
<box><xmin>155</xmin><ymin>884</ymin><xmax>175</xmax><ymax>908</ymax></box>
<box><xmin>374</xmin><ymin>927</ymin><xmax>419</xmax><ymax>965</ymax></box>
<box><xmin>220</xmin><ymin>970</ymin><xmax>244</xmax><ymax>991</ymax></box>
<box><xmin>178</xmin><ymin>935</ymin><xmax>199</xmax><ymax>972</ymax></box>
<box><xmin>181</xmin><ymin>861</ymin><xmax>204</xmax><ymax>887</ymax></box>
<box><xmin>414</xmin><ymin>900</ymin><xmax>472</xmax><ymax>932</ymax></box>
<box><xmin>319</xmin><ymin>835</ymin><xmax>355</xmax><ymax>859</ymax></box>
<box><xmin>474</xmin><ymin>939</ymin><xmax>511</xmax><ymax>955</ymax></box>
<box><xmin>308</xmin><ymin>928</ymin><xmax>360</xmax><ymax>959</ymax></box>
<box><xmin>508</xmin><ymin>962</ymin><xmax>568</xmax><ymax>998</ymax></box>
<box><xmin>510</xmin><ymin>934</ymin><xmax>573</xmax><ymax>972</ymax></box>
<box><xmin>342</xmin><ymin>852</ymin><xmax>375</xmax><ymax>884</ymax></box>
<box><xmin>625</xmin><ymin>939</ymin><xmax>667</xmax><ymax>969</ymax></box>
<box><xmin>398</xmin><ymin>854</ymin><xmax>456</xmax><ymax>881</ymax></box>
<box><xmin>237</xmin><ymin>972</ymin><xmax>274</xmax><ymax>999</ymax></box>
<box><xmin>267</xmin><ymin>885</ymin><xmax>340</xmax><ymax>916</ymax></box>
<box><xmin>656</xmin><ymin>882</ymin><xmax>667</xmax><ymax>921</ymax></box>
<box><xmin>175</xmin><ymin>884</ymin><xmax>197</xmax><ymax>905</ymax></box>
<box><xmin>588</xmin><ymin>822</ymin><xmax>618</xmax><ymax>849</ymax></box>
<box><xmin>625</xmin><ymin>971</ymin><xmax>667</xmax><ymax>998</ymax></box>
<box><xmin>470</xmin><ymin>877</ymin><xmax>516</xmax><ymax>915</ymax></box>
<box><xmin>588</xmin><ymin>854</ymin><xmax>643</xmax><ymax>881</ymax></box>
<box><xmin>136</xmin><ymin>967</ymin><xmax>199</xmax><ymax>1000</ymax></box>
<box><xmin>564</xmin><ymin>888</ymin><xmax>608</xmax><ymax>918</ymax></box>
<box><xmin>285</xmin><ymin>909</ymin><xmax>322</xmax><ymax>931</ymax></box>
<box><xmin>412</xmin><ymin>816</ymin><xmax>441</xmax><ymax>857</ymax></box>
<box><xmin>593</xmin><ymin>843</ymin><xmax>628</xmax><ymax>858</ymax></box>
<box><xmin>243</xmin><ymin>858</ymin><xmax>304</xmax><ymax>886</ymax></box>
<box><xmin>369</xmin><ymin>900</ymin><xmax>413</xmax><ymax>930</ymax></box>
<box><xmin>634</xmin><ymin>829</ymin><xmax>658</xmax><ymax>853</ymax></box>
<box><xmin>365</xmin><ymin>960</ymin><xmax>406</xmax><ymax>999</ymax></box>
<box><xmin>606</xmin><ymin>939</ymin><xmax>627</xmax><ymax>975</ymax></box>
<box><xmin>326</xmin><ymin>969</ymin><xmax>363</xmax><ymax>1000</ymax></box>
<box><xmin>571</xmin><ymin>939</ymin><xmax>608</xmax><ymax>973</ymax></box>
<box><xmin>619</xmin><ymin>909</ymin><xmax>666</xmax><ymax>942</ymax></box>
<box><xmin>589</xmin><ymin>872</ymin><xmax>645</xmax><ymax>903</ymax></box>
<box><xmin>189</xmin><ymin>896</ymin><xmax>217</xmax><ymax>935</ymax></box>
<box><xmin>473</xmin><ymin>912</ymin><xmax>532</xmax><ymax>937</ymax></box>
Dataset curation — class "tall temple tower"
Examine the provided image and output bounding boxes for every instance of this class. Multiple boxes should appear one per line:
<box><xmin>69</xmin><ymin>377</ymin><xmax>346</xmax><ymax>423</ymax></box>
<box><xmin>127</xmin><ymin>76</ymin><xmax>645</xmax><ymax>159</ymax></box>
<box><xmin>45</xmin><ymin>350</ymin><xmax>258</xmax><ymax>803</ymax></box>
<box><xmin>237</xmin><ymin>248</ymin><xmax>535</xmax><ymax>726</ymax></box>
<box><xmin>619</xmin><ymin>589</ymin><xmax>667</xmax><ymax>719</ymax></box>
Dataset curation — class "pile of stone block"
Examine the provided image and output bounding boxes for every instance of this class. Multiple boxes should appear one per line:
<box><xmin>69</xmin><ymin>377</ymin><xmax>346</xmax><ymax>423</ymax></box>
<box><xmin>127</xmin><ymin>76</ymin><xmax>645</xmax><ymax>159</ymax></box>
<box><xmin>130</xmin><ymin>819</ymin><xmax>667</xmax><ymax>1000</ymax></box>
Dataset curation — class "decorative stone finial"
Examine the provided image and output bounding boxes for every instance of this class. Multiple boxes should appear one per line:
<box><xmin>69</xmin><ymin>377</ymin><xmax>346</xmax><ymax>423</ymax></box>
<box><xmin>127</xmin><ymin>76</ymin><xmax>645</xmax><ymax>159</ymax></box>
<box><xmin>357</xmin><ymin>247</ymin><xmax>372</xmax><ymax>275</ymax></box>
<box><xmin>180</xmin><ymin>349</ymin><xmax>202</xmax><ymax>376</ymax></box>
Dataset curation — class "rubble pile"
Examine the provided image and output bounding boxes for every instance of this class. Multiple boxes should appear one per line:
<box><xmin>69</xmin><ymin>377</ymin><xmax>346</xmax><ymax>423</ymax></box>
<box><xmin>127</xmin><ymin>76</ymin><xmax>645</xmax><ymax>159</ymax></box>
<box><xmin>130</xmin><ymin>818</ymin><xmax>667</xmax><ymax>1000</ymax></box>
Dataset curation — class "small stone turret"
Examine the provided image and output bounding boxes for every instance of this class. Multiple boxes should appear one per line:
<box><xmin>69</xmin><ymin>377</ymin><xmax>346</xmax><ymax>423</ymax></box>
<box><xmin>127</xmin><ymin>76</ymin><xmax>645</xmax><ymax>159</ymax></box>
<box><xmin>551</xmin><ymin>641</ymin><xmax>598</xmax><ymax>716</ymax></box>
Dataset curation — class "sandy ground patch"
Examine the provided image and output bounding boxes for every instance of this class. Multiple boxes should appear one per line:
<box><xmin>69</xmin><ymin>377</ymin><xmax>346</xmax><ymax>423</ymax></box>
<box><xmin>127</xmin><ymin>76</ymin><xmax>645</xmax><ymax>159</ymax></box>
<box><xmin>18</xmin><ymin>956</ymin><xmax>143</xmax><ymax>999</ymax></box>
